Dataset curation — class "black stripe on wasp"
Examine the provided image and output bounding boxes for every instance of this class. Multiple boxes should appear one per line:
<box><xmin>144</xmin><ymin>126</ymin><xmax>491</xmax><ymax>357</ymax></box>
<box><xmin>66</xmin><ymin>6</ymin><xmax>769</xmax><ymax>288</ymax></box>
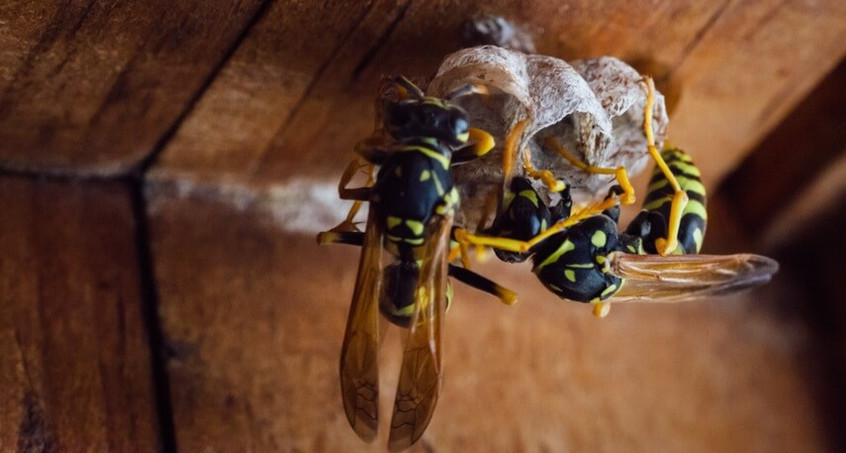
<box><xmin>457</xmin><ymin>76</ymin><xmax>779</xmax><ymax>318</ymax></box>
<box><xmin>316</xmin><ymin>76</ymin><xmax>516</xmax><ymax>451</ymax></box>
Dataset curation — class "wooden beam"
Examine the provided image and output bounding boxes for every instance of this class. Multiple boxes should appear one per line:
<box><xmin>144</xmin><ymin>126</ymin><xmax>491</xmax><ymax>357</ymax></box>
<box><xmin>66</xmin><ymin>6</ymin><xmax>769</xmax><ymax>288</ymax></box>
<box><xmin>721</xmin><ymin>58</ymin><xmax>846</xmax><ymax>246</ymax></box>
<box><xmin>150</xmin><ymin>0</ymin><xmax>846</xmax><ymax>195</ymax></box>
<box><xmin>0</xmin><ymin>177</ymin><xmax>160</xmax><ymax>450</ymax></box>
<box><xmin>0</xmin><ymin>0</ymin><xmax>267</xmax><ymax>175</ymax></box>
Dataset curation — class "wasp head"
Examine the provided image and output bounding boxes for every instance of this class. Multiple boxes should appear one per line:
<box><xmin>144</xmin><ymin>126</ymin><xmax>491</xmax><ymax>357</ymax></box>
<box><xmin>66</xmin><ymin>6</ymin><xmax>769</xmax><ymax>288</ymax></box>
<box><xmin>383</xmin><ymin>98</ymin><xmax>470</xmax><ymax>147</ymax></box>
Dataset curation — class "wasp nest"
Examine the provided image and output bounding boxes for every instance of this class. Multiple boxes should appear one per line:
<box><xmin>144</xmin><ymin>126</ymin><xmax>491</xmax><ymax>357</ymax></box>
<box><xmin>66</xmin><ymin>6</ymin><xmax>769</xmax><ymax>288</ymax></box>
<box><xmin>427</xmin><ymin>46</ymin><xmax>669</xmax><ymax>230</ymax></box>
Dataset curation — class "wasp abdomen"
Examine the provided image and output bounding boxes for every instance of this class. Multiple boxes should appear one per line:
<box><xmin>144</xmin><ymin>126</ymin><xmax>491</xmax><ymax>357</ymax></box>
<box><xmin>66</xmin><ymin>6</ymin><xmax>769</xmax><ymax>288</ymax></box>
<box><xmin>627</xmin><ymin>148</ymin><xmax>707</xmax><ymax>254</ymax></box>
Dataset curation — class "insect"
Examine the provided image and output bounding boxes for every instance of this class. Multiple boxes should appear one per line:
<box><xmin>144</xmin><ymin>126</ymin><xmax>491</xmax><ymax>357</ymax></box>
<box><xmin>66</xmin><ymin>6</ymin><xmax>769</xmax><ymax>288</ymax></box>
<box><xmin>317</xmin><ymin>76</ymin><xmax>515</xmax><ymax>450</ymax></box>
<box><xmin>456</xmin><ymin>77</ymin><xmax>778</xmax><ymax>317</ymax></box>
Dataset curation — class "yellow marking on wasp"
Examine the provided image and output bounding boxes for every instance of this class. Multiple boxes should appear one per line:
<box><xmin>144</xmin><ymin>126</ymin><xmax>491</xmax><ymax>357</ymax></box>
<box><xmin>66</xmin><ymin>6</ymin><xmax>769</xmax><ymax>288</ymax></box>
<box><xmin>394</xmin><ymin>302</ymin><xmax>417</xmax><ymax>317</ymax></box>
<box><xmin>405</xmin><ymin>237</ymin><xmax>425</xmax><ymax>246</ymax></box>
<box><xmin>541</xmin><ymin>219</ymin><xmax>548</xmax><ymax>231</ymax></box>
<box><xmin>648</xmin><ymin>176</ymin><xmax>705</xmax><ymax>195</ymax></box>
<box><xmin>643</xmin><ymin>196</ymin><xmax>706</xmax><ymax>221</ymax></box>
<box><xmin>405</xmin><ymin>146</ymin><xmax>450</xmax><ymax>169</ymax></box>
<box><xmin>422</xmin><ymin>98</ymin><xmax>448</xmax><ymax>108</ymax></box>
<box><xmin>549</xmin><ymin>283</ymin><xmax>564</xmax><ymax>293</ymax></box>
<box><xmin>518</xmin><ymin>189</ymin><xmax>539</xmax><ymax>207</ymax></box>
<box><xmin>601</xmin><ymin>284</ymin><xmax>618</xmax><ymax>298</ymax></box>
<box><xmin>591</xmin><ymin>230</ymin><xmax>607</xmax><ymax>248</ymax></box>
<box><xmin>387</xmin><ymin>216</ymin><xmax>402</xmax><ymax>229</ymax></box>
<box><xmin>405</xmin><ymin>220</ymin><xmax>425</xmax><ymax>236</ymax></box>
<box><xmin>564</xmin><ymin>269</ymin><xmax>576</xmax><ymax>282</ymax></box>
<box><xmin>457</xmin><ymin>131</ymin><xmax>469</xmax><ymax>143</ymax></box>
<box><xmin>596</xmin><ymin>255</ymin><xmax>606</xmax><ymax>265</ymax></box>
<box><xmin>566</xmin><ymin>263</ymin><xmax>594</xmax><ymax>269</ymax></box>
<box><xmin>666</xmin><ymin>161</ymin><xmax>701</xmax><ymax>177</ymax></box>
<box><xmin>536</xmin><ymin>239</ymin><xmax>575</xmax><ymax>270</ymax></box>
<box><xmin>420</xmin><ymin>170</ymin><xmax>431</xmax><ymax>181</ymax></box>
<box><xmin>684</xmin><ymin>199</ymin><xmax>708</xmax><ymax>220</ymax></box>
<box><xmin>431</xmin><ymin>171</ymin><xmax>445</xmax><ymax>196</ymax></box>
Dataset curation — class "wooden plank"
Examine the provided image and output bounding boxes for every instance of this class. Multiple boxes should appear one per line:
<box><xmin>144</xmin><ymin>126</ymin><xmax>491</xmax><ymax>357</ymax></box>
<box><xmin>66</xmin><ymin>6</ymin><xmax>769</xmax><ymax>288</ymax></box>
<box><xmin>721</xmin><ymin>58</ymin><xmax>846</xmax><ymax>243</ymax></box>
<box><xmin>0</xmin><ymin>178</ymin><xmax>160</xmax><ymax>450</ymax></box>
<box><xmin>0</xmin><ymin>0</ymin><xmax>266</xmax><ymax>175</ymax></box>
<box><xmin>151</xmin><ymin>0</ymin><xmax>846</xmax><ymax>191</ymax></box>
<box><xmin>148</xmin><ymin>190</ymin><xmax>825</xmax><ymax>451</ymax></box>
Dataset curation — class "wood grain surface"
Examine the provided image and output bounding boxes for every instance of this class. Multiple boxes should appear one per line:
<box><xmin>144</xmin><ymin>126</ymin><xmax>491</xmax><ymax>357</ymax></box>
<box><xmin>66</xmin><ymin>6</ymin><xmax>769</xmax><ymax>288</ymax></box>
<box><xmin>0</xmin><ymin>177</ymin><xmax>160</xmax><ymax>451</ymax></box>
<box><xmin>146</xmin><ymin>190</ymin><xmax>825</xmax><ymax>452</ymax></box>
<box><xmin>0</xmin><ymin>0</ymin><xmax>266</xmax><ymax>175</ymax></box>
<box><xmin>151</xmin><ymin>0</ymin><xmax>846</xmax><ymax>191</ymax></box>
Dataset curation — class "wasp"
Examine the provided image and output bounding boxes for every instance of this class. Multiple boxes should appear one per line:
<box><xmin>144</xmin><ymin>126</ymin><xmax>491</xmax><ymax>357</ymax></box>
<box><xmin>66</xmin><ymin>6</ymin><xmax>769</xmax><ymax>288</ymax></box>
<box><xmin>317</xmin><ymin>76</ymin><xmax>515</xmax><ymax>450</ymax></box>
<box><xmin>458</xmin><ymin>78</ymin><xmax>778</xmax><ymax>317</ymax></box>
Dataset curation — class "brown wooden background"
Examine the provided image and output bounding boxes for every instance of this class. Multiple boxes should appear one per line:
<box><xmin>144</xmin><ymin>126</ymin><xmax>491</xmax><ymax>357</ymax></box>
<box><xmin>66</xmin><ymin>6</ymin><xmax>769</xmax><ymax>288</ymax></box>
<box><xmin>2</xmin><ymin>1</ymin><xmax>845</xmax><ymax>451</ymax></box>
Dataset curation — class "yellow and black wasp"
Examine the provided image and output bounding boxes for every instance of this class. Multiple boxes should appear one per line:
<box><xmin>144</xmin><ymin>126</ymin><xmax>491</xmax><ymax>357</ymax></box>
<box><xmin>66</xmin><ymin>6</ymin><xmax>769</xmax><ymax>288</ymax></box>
<box><xmin>317</xmin><ymin>76</ymin><xmax>514</xmax><ymax>450</ymax></box>
<box><xmin>459</xmin><ymin>77</ymin><xmax>778</xmax><ymax>317</ymax></box>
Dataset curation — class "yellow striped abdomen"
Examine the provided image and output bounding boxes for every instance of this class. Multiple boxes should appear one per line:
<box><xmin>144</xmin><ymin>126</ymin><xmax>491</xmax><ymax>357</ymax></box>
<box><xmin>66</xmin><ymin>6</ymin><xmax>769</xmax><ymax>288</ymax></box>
<box><xmin>625</xmin><ymin>148</ymin><xmax>707</xmax><ymax>254</ymax></box>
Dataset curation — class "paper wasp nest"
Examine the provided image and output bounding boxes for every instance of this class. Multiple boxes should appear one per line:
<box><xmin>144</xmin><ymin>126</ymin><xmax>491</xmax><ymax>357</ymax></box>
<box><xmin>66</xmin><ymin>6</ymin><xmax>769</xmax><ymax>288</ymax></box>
<box><xmin>427</xmin><ymin>46</ymin><xmax>669</xmax><ymax>230</ymax></box>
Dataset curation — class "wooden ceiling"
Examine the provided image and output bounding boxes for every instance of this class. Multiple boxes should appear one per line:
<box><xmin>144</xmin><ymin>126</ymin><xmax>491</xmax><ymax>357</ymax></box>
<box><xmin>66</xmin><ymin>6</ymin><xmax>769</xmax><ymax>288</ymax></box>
<box><xmin>3</xmin><ymin>0</ymin><xmax>845</xmax><ymax>190</ymax></box>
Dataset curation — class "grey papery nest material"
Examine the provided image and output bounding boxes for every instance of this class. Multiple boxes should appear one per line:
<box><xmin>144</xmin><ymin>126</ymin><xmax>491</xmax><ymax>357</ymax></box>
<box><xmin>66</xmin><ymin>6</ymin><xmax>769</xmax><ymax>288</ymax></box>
<box><xmin>427</xmin><ymin>46</ymin><xmax>669</xmax><ymax>231</ymax></box>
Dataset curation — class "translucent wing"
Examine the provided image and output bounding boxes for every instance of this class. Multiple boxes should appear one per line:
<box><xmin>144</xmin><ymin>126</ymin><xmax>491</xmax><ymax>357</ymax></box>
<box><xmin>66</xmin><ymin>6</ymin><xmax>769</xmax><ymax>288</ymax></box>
<box><xmin>388</xmin><ymin>214</ymin><xmax>451</xmax><ymax>451</ymax></box>
<box><xmin>339</xmin><ymin>208</ymin><xmax>383</xmax><ymax>441</ymax></box>
<box><xmin>607</xmin><ymin>252</ymin><xmax>779</xmax><ymax>303</ymax></box>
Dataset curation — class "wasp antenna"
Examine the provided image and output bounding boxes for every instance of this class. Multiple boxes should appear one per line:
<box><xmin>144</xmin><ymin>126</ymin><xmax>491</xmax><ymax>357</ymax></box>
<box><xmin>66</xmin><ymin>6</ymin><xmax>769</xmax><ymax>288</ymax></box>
<box><xmin>394</xmin><ymin>76</ymin><xmax>425</xmax><ymax>99</ymax></box>
<box><xmin>445</xmin><ymin>83</ymin><xmax>489</xmax><ymax>101</ymax></box>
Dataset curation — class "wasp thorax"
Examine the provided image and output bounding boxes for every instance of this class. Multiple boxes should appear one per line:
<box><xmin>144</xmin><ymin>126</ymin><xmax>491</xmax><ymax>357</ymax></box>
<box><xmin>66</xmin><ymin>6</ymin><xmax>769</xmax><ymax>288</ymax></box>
<box><xmin>531</xmin><ymin>216</ymin><xmax>625</xmax><ymax>303</ymax></box>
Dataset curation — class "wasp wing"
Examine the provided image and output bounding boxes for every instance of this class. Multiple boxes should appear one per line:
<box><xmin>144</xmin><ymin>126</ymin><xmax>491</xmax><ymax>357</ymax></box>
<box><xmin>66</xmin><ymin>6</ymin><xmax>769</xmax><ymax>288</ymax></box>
<box><xmin>339</xmin><ymin>208</ymin><xmax>383</xmax><ymax>441</ymax></box>
<box><xmin>607</xmin><ymin>252</ymin><xmax>779</xmax><ymax>303</ymax></box>
<box><xmin>387</xmin><ymin>214</ymin><xmax>451</xmax><ymax>451</ymax></box>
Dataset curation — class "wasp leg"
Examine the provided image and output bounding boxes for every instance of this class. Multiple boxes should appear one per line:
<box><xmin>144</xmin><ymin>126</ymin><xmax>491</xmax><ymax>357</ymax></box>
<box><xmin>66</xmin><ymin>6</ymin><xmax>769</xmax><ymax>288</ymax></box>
<box><xmin>592</xmin><ymin>302</ymin><xmax>611</xmax><ymax>318</ymax></box>
<box><xmin>328</xmin><ymin>157</ymin><xmax>376</xmax><ymax>234</ymax></box>
<box><xmin>545</xmin><ymin>137</ymin><xmax>636</xmax><ymax>205</ymax></box>
<box><xmin>316</xmin><ymin>230</ymin><xmax>364</xmax><ymax>246</ymax></box>
<box><xmin>454</xmin><ymin>190</ymin><xmax>623</xmax><ymax>255</ymax></box>
<box><xmin>642</xmin><ymin>76</ymin><xmax>688</xmax><ymax>256</ymax></box>
<box><xmin>452</xmin><ymin>128</ymin><xmax>495</xmax><ymax>164</ymax></box>
<box><xmin>522</xmin><ymin>151</ymin><xmax>566</xmax><ymax>193</ymax></box>
<box><xmin>473</xmin><ymin>190</ymin><xmax>500</xmax><ymax>262</ymax></box>
<box><xmin>393</xmin><ymin>75</ymin><xmax>425</xmax><ymax>99</ymax></box>
<box><xmin>503</xmin><ymin>118</ymin><xmax>529</xmax><ymax>180</ymax></box>
<box><xmin>321</xmin><ymin>230</ymin><xmax>516</xmax><ymax>306</ymax></box>
<box><xmin>447</xmin><ymin>265</ymin><xmax>517</xmax><ymax>306</ymax></box>
<box><xmin>447</xmin><ymin>233</ymin><xmax>473</xmax><ymax>269</ymax></box>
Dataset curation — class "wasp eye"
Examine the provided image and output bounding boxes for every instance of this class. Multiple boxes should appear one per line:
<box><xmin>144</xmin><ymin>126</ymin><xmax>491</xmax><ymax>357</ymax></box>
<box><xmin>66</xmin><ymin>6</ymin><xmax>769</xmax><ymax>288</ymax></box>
<box><xmin>390</xmin><ymin>104</ymin><xmax>412</xmax><ymax>126</ymax></box>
